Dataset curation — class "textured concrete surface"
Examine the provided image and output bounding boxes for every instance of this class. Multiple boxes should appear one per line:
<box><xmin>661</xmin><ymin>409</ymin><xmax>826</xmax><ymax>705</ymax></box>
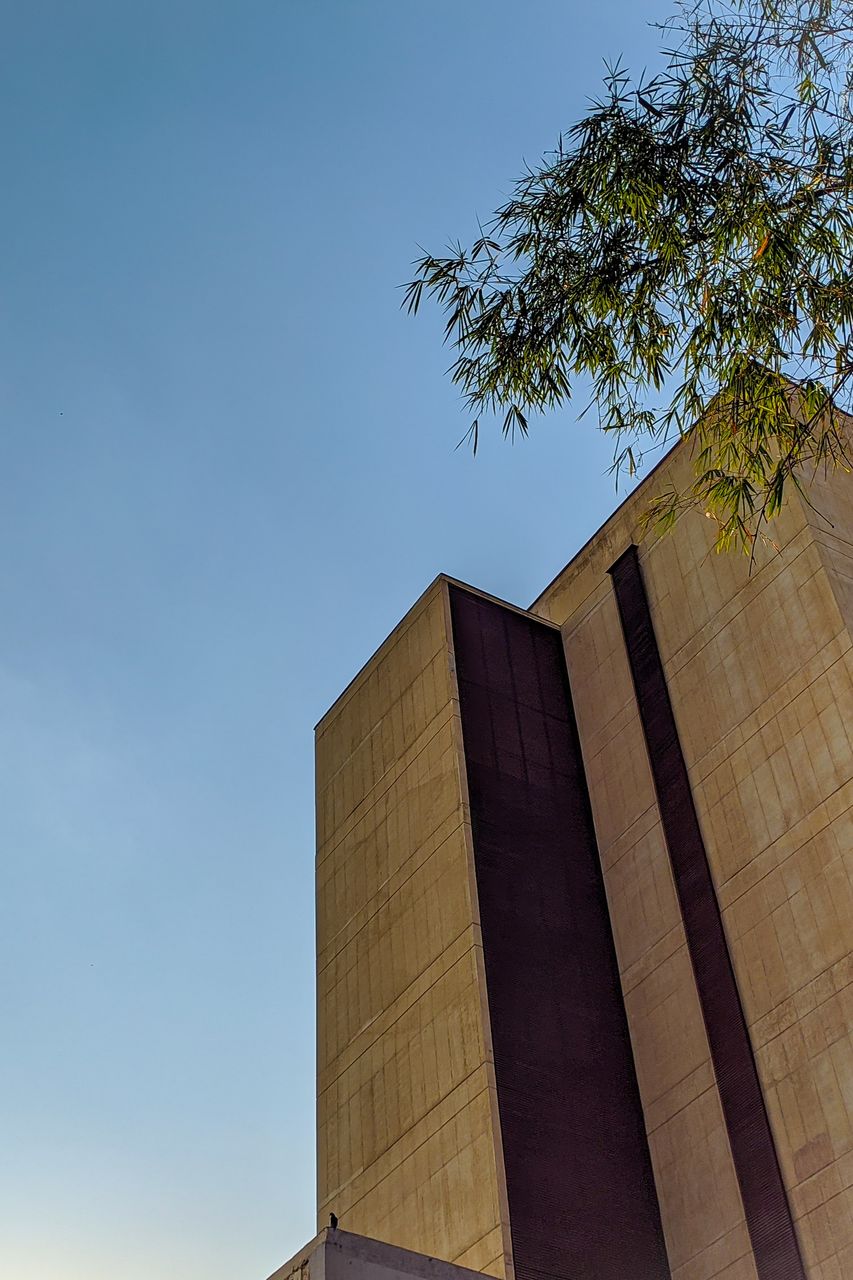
<box><xmin>315</xmin><ymin>435</ymin><xmax>853</xmax><ymax>1280</ymax></box>
<box><xmin>534</xmin><ymin>446</ymin><xmax>853</xmax><ymax>1280</ymax></box>
<box><xmin>315</xmin><ymin>581</ymin><xmax>510</xmax><ymax>1277</ymax></box>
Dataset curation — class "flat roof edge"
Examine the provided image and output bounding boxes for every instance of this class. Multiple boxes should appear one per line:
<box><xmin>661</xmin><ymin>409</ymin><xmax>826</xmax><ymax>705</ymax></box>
<box><xmin>315</xmin><ymin>574</ymin><xmax>562</xmax><ymax>733</ymax></box>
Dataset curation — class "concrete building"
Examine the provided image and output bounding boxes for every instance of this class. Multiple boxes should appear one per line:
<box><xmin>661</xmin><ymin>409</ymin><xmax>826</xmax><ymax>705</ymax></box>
<box><xmin>311</xmin><ymin>440</ymin><xmax>853</xmax><ymax>1280</ymax></box>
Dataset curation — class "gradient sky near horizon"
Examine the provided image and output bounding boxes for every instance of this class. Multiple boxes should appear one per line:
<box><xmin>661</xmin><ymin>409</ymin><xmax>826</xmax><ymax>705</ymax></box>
<box><xmin>0</xmin><ymin>3</ymin><xmax>670</xmax><ymax>1278</ymax></box>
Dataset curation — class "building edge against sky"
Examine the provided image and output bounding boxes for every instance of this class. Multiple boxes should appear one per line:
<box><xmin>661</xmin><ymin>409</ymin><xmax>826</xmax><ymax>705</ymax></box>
<box><xmin>309</xmin><ymin>433</ymin><xmax>853</xmax><ymax>1280</ymax></box>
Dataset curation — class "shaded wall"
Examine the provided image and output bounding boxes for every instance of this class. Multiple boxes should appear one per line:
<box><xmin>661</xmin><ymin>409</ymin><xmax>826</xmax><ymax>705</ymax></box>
<box><xmin>449</xmin><ymin>585</ymin><xmax>670</xmax><ymax>1280</ymax></box>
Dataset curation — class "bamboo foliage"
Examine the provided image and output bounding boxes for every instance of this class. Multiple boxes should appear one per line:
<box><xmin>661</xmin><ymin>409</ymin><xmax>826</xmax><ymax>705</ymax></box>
<box><xmin>405</xmin><ymin>0</ymin><xmax>853</xmax><ymax>550</ymax></box>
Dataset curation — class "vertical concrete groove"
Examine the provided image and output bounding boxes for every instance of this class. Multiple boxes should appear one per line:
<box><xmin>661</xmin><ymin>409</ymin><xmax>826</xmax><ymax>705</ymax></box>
<box><xmin>608</xmin><ymin>544</ymin><xmax>806</xmax><ymax>1280</ymax></box>
<box><xmin>449</xmin><ymin>583</ymin><xmax>670</xmax><ymax>1280</ymax></box>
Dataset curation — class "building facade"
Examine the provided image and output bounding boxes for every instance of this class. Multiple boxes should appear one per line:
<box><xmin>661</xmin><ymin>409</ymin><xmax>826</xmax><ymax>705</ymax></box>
<box><xmin>314</xmin><ymin>442</ymin><xmax>853</xmax><ymax>1280</ymax></box>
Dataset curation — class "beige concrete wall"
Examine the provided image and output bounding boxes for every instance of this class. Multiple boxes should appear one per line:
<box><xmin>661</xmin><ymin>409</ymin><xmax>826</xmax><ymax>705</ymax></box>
<box><xmin>315</xmin><ymin>581</ymin><xmax>509</xmax><ymax>1278</ymax></box>
<box><xmin>533</xmin><ymin>446</ymin><xmax>853</xmax><ymax>1280</ymax></box>
<box><xmin>315</xmin><ymin>432</ymin><xmax>853</xmax><ymax>1280</ymax></box>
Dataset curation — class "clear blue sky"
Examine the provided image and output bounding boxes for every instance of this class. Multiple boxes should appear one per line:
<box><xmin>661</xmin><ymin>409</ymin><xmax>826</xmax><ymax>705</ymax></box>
<box><xmin>0</xmin><ymin>3</ymin><xmax>669</xmax><ymax>1278</ymax></box>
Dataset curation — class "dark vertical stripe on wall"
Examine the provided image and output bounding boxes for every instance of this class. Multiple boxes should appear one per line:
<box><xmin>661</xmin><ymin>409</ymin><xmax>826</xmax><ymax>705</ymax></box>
<box><xmin>608</xmin><ymin>545</ymin><xmax>805</xmax><ymax>1280</ymax></box>
<box><xmin>448</xmin><ymin>584</ymin><xmax>670</xmax><ymax>1280</ymax></box>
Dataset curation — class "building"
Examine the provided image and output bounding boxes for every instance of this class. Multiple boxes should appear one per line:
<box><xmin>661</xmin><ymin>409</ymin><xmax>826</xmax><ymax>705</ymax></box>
<box><xmin>309</xmin><ymin>439</ymin><xmax>853</xmax><ymax>1280</ymax></box>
